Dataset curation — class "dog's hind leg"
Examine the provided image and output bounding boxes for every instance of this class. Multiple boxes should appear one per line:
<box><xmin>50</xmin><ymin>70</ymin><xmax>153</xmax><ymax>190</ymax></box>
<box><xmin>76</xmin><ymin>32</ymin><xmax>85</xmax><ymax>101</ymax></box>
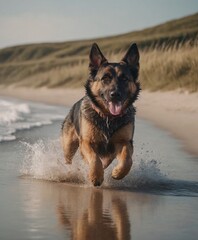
<box><xmin>101</xmin><ymin>156</ymin><xmax>114</xmax><ymax>169</ymax></box>
<box><xmin>112</xmin><ymin>142</ymin><xmax>133</xmax><ymax>180</ymax></box>
<box><xmin>61</xmin><ymin>125</ymin><xmax>79</xmax><ymax>164</ymax></box>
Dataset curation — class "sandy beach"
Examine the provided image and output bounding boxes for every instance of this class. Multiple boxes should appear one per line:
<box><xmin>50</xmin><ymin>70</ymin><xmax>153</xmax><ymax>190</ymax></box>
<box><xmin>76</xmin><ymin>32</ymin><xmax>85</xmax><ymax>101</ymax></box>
<box><xmin>136</xmin><ymin>91</ymin><xmax>198</xmax><ymax>156</ymax></box>
<box><xmin>0</xmin><ymin>86</ymin><xmax>197</xmax><ymax>156</ymax></box>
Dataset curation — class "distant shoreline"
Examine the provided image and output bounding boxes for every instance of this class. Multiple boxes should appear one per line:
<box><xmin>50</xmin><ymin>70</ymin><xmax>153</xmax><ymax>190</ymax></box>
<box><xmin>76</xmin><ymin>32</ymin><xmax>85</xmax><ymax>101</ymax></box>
<box><xmin>0</xmin><ymin>86</ymin><xmax>197</xmax><ymax>157</ymax></box>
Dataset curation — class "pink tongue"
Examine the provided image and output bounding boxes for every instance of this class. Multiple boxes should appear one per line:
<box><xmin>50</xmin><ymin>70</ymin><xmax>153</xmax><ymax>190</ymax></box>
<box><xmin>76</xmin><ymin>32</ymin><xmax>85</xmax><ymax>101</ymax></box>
<box><xmin>108</xmin><ymin>102</ymin><xmax>122</xmax><ymax>115</ymax></box>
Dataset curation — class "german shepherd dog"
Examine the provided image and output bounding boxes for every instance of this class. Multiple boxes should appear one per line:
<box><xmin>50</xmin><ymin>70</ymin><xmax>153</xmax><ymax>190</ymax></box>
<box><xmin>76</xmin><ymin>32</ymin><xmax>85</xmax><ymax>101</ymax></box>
<box><xmin>61</xmin><ymin>43</ymin><xmax>140</xmax><ymax>186</ymax></box>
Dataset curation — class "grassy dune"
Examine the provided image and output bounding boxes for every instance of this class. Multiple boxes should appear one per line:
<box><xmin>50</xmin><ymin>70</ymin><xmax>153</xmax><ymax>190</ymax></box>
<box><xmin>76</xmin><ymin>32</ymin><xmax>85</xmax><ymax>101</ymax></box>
<box><xmin>0</xmin><ymin>13</ymin><xmax>197</xmax><ymax>91</ymax></box>
<box><xmin>141</xmin><ymin>44</ymin><xmax>198</xmax><ymax>92</ymax></box>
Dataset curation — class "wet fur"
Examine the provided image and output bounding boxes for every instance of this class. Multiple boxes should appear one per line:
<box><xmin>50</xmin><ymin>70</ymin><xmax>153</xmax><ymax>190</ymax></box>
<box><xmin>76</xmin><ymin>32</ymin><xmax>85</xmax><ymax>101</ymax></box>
<box><xmin>61</xmin><ymin>43</ymin><xmax>140</xmax><ymax>186</ymax></box>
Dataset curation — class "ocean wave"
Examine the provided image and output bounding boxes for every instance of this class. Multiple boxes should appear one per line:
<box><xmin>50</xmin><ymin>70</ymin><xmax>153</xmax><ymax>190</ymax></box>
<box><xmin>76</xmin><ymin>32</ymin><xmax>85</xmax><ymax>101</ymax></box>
<box><xmin>0</xmin><ymin>135</ymin><xmax>16</xmax><ymax>142</ymax></box>
<box><xmin>0</xmin><ymin>98</ymin><xmax>65</xmax><ymax>142</ymax></box>
<box><xmin>0</xmin><ymin>100</ymin><xmax>30</xmax><ymax>124</ymax></box>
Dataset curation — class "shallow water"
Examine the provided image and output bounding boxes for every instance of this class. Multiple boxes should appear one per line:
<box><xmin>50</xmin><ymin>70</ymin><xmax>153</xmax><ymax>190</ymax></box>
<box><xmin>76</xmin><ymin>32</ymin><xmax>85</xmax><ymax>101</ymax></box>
<box><xmin>0</xmin><ymin>97</ymin><xmax>198</xmax><ymax>240</ymax></box>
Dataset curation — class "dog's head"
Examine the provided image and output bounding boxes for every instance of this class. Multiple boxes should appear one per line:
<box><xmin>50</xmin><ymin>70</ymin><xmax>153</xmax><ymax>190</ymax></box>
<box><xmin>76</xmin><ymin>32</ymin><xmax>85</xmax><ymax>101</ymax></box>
<box><xmin>85</xmin><ymin>43</ymin><xmax>140</xmax><ymax>116</ymax></box>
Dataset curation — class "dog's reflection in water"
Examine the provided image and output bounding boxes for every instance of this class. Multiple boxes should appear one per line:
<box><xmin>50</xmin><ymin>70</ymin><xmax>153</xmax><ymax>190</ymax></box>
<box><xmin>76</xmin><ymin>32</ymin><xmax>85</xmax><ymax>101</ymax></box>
<box><xmin>57</xmin><ymin>188</ymin><xmax>130</xmax><ymax>240</ymax></box>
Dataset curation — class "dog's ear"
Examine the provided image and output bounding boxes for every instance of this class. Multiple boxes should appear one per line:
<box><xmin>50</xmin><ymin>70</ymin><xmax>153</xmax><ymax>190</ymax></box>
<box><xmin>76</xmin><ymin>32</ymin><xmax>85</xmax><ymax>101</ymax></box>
<box><xmin>121</xmin><ymin>43</ymin><xmax>139</xmax><ymax>68</ymax></box>
<box><xmin>89</xmin><ymin>43</ymin><xmax>107</xmax><ymax>73</ymax></box>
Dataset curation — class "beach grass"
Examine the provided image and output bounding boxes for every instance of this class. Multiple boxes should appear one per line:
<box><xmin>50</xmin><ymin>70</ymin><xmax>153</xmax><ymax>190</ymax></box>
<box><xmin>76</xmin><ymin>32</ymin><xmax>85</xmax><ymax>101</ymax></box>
<box><xmin>140</xmin><ymin>43</ymin><xmax>198</xmax><ymax>92</ymax></box>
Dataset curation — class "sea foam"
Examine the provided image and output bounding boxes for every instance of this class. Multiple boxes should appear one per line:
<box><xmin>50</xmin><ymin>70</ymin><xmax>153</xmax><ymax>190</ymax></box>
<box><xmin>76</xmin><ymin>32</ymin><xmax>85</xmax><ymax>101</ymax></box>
<box><xmin>0</xmin><ymin>98</ymin><xmax>65</xmax><ymax>142</ymax></box>
<box><xmin>0</xmin><ymin>100</ymin><xmax>30</xmax><ymax>124</ymax></box>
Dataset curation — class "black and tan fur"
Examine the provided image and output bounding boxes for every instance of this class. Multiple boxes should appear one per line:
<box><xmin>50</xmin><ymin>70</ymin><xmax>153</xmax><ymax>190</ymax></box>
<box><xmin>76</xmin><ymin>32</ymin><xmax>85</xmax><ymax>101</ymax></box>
<box><xmin>61</xmin><ymin>43</ymin><xmax>140</xmax><ymax>186</ymax></box>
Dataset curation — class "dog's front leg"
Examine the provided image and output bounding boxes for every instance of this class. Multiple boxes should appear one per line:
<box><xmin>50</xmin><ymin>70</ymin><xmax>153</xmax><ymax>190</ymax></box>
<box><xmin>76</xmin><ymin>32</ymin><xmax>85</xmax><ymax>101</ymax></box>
<box><xmin>80</xmin><ymin>140</ymin><xmax>104</xmax><ymax>186</ymax></box>
<box><xmin>112</xmin><ymin>142</ymin><xmax>133</xmax><ymax>180</ymax></box>
<box><xmin>61</xmin><ymin>125</ymin><xmax>79</xmax><ymax>164</ymax></box>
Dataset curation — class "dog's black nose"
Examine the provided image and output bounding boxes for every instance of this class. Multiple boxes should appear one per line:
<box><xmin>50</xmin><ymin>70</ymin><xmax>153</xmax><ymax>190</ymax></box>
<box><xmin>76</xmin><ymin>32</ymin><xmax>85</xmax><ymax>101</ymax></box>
<box><xmin>110</xmin><ymin>90</ymin><xmax>121</xmax><ymax>99</ymax></box>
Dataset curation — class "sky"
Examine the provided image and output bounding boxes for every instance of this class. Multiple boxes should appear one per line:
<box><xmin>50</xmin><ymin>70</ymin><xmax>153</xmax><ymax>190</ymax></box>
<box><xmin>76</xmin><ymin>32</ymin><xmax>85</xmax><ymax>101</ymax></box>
<box><xmin>0</xmin><ymin>0</ymin><xmax>198</xmax><ymax>49</ymax></box>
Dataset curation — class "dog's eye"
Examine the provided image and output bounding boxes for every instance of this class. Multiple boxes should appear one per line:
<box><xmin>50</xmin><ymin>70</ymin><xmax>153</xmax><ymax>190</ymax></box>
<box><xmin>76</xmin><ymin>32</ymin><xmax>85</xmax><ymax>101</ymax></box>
<box><xmin>119</xmin><ymin>74</ymin><xmax>128</xmax><ymax>82</ymax></box>
<box><xmin>101</xmin><ymin>74</ymin><xmax>112</xmax><ymax>83</ymax></box>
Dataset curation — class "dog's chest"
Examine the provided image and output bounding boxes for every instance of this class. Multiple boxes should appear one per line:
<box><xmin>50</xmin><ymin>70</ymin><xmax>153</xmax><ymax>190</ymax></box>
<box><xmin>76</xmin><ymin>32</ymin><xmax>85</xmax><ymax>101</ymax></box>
<box><xmin>92</xmin><ymin>116</ymin><xmax>126</xmax><ymax>139</ymax></box>
<box><xmin>81</xmin><ymin>99</ymin><xmax>135</xmax><ymax>140</ymax></box>
<box><xmin>92</xmin><ymin>141</ymin><xmax>115</xmax><ymax>157</ymax></box>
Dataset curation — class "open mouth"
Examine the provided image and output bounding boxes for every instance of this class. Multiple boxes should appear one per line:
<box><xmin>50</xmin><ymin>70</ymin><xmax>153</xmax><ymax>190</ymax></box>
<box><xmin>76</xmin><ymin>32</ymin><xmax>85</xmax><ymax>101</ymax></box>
<box><xmin>108</xmin><ymin>101</ymin><xmax>122</xmax><ymax>116</ymax></box>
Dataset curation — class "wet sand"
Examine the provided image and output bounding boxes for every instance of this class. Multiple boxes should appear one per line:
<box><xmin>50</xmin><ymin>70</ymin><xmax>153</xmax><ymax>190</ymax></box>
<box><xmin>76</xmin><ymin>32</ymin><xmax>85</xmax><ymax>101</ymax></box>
<box><xmin>0</xmin><ymin>87</ymin><xmax>197</xmax><ymax>156</ymax></box>
<box><xmin>0</xmin><ymin>99</ymin><xmax>198</xmax><ymax>240</ymax></box>
<box><xmin>136</xmin><ymin>91</ymin><xmax>198</xmax><ymax>156</ymax></box>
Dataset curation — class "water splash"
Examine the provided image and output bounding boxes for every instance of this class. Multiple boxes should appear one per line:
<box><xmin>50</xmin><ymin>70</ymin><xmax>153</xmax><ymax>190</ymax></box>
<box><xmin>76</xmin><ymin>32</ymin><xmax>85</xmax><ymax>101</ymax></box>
<box><xmin>20</xmin><ymin>139</ymin><xmax>90</xmax><ymax>184</ymax></box>
<box><xmin>20</xmin><ymin>139</ymin><xmax>166</xmax><ymax>189</ymax></box>
<box><xmin>20</xmin><ymin>139</ymin><xmax>198</xmax><ymax>196</ymax></box>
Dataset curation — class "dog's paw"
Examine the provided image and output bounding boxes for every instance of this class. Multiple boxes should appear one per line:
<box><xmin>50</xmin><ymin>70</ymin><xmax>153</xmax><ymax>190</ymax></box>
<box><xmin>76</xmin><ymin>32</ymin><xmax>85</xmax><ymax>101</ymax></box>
<box><xmin>89</xmin><ymin>174</ymin><xmax>104</xmax><ymax>187</ymax></box>
<box><xmin>112</xmin><ymin>168</ymin><xmax>125</xmax><ymax>180</ymax></box>
<box><xmin>112</xmin><ymin>166</ymin><xmax>131</xmax><ymax>180</ymax></box>
<box><xmin>92</xmin><ymin>178</ymin><xmax>103</xmax><ymax>187</ymax></box>
<box><xmin>112</xmin><ymin>159</ymin><xmax>132</xmax><ymax>180</ymax></box>
<box><xmin>89</xmin><ymin>160</ymin><xmax>104</xmax><ymax>186</ymax></box>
